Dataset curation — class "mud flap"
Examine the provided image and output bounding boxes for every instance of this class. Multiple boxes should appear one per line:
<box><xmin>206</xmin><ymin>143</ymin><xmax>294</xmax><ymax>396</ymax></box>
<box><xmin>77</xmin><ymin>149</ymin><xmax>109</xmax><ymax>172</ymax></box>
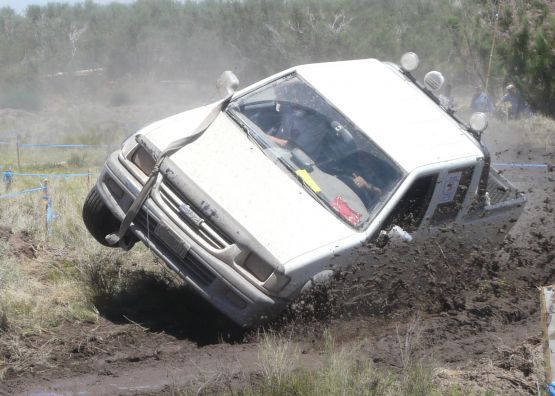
<box><xmin>541</xmin><ymin>285</ymin><xmax>555</xmax><ymax>395</ymax></box>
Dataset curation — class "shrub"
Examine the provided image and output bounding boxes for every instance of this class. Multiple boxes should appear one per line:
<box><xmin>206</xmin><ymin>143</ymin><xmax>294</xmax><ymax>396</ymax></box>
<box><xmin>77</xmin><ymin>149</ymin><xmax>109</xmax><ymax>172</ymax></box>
<box><xmin>0</xmin><ymin>86</ymin><xmax>42</xmax><ymax>111</ymax></box>
<box><xmin>109</xmin><ymin>90</ymin><xmax>131</xmax><ymax>107</ymax></box>
<box><xmin>0</xmin><ymin>305</ymin><xmax>8</xmax><ymax>331</ymax></box>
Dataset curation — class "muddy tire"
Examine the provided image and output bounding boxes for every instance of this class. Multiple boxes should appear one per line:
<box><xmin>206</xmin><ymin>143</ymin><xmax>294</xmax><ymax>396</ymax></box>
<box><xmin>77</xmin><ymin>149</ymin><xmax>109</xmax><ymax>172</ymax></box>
<box><xmin>82</xmin><ymin>186</ymin><xmax>120</xmax><ymax>247</ymax></box>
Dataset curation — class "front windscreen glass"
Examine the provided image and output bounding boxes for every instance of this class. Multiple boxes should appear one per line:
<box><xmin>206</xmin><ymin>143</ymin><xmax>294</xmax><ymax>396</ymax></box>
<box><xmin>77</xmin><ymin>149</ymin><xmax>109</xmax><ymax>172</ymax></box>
<box><xmin>227</xmin><ymin>74</ymin><xmax>404</xmax><ymax>228</ymax></box>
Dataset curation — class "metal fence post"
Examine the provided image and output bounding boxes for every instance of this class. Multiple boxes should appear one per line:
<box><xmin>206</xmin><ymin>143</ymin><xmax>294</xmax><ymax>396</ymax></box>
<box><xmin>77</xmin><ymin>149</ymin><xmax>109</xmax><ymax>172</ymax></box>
<box><xmin>43</xmin><ymin>178</ymin><xmax>49</xmax><ymax>237</ymax></box>
<box><xmin>16</xmin><ymin>135</ymin><xmax>21</xmax><ymax>169</ymax></box>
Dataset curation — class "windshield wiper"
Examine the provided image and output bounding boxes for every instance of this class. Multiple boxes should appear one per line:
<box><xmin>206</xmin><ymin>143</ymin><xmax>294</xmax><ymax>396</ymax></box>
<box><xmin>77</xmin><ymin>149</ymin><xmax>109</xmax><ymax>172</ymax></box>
<box><xmin>275</xmin><ymin>156</ymin><xmax>331</xmax><ymax>210</ymax></box>
<box><xmin>227</xmin><ymin>110</ymin><xmax>273</xmax><ymax>150</ymax></box>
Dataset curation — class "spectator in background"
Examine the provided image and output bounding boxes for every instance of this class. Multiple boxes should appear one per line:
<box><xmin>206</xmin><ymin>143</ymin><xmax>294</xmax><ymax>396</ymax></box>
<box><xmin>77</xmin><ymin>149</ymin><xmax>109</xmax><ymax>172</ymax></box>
<box><xmin>496</xmin><ymin>84</ymin><xmax>531</xmax><ymax>120</ymax></box>
<box><xmin>470</xmin><ymin>85</ymin><xmax>495</xmax><ymax>113</ymax></box>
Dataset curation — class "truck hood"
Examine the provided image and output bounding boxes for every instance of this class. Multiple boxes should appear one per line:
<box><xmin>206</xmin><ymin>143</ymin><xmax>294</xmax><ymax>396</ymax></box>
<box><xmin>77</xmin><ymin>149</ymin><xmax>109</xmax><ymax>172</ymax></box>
<box><xmin>142</xmin><ymin>108</ymin><xmax>357</xmax><ymax>265</ymax></box>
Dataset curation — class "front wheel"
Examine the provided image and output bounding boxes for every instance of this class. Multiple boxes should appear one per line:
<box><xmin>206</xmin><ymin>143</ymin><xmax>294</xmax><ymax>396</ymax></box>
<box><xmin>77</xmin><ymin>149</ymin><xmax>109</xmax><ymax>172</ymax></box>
<box><xmin>82</xmin><ymin>187</ymin><xmax>121</xmax><ymax>247</ymax></box>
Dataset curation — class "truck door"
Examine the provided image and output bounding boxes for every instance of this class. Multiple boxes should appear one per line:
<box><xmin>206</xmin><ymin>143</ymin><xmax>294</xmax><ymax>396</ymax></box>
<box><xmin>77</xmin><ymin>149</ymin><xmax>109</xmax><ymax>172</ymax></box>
<box><xmin>426</xmin><ymin>167</ymin><xmax>475</xmax><ymax>227</ymax></box>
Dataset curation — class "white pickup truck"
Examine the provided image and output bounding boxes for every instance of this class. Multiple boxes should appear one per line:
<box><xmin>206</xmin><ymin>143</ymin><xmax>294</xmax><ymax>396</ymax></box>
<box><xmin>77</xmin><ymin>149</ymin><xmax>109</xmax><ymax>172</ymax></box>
<box><xmin>83</xmin><ymin>53</ymin><xmax>526</xmax><ymax>327</ymax></box>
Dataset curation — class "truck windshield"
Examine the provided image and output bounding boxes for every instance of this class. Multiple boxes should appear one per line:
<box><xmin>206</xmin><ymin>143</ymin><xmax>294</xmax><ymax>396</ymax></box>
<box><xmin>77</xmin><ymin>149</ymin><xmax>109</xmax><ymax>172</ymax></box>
<box><xmin>228</xmin><ymin>74</ymin><xmax>404</xmax><ymax>228</ymax></box>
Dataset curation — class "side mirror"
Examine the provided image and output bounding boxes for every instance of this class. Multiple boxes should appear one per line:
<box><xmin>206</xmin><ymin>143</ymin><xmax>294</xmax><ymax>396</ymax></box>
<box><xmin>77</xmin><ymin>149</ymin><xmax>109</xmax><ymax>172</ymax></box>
<box><xmin>216</xmin><ymin>71</ymin><xmax>240</xmax><ymax>97</ymax></box>
<box><xmin>375</xmin><ymin>225</ymin><xmax>413</xmax><ymax>248</ymax></box>
<box><xmin>388</xmin><ymin>225</ymin><xmax>413</xmax><ymax>243</ymax></box>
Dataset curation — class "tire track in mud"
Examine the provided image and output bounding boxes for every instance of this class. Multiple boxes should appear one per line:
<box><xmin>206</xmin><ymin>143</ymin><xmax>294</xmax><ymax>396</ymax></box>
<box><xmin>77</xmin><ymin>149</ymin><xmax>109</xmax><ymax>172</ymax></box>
<box><xmin>16</xmin><ymin>334</ymin><xmax>263</xmax><ymax>396</ymax></box>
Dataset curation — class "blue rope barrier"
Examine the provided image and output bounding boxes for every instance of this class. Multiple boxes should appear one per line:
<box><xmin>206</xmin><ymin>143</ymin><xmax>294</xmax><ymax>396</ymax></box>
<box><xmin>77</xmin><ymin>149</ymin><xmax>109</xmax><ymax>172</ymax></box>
<box><xmin>0</xmin><ymin>138</ymin><xmax>114</xmax><ymax>148</ymax></box>
<box><xmin>0</xmin><ymin>186</ymin><xmax>45</xmax><ymax>200</ymax></box>
<box><xmin>12</xmin><ymin>172</ymin><xmax>96</xmax><ymax>178</ymax></box>
<box><xmin>0</xmin><ymin>179</ymin><xmax>57</xmax><ymax>230</ymax></box>
<box><xmin>19</xmin><ymin>143</ymin><xmax>112</xmax><ymax>149</ymax></box>
<box><xmin>493</xmin><ymin>163</ymin><xmax>549</xmax><ymax>169</ymax></box>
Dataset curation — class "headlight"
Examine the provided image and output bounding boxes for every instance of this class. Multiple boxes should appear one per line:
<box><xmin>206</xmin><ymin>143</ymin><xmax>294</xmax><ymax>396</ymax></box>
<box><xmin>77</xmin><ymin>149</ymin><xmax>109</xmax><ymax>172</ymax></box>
<box><xmin>243</xmin><ymin>253</ymin><xmax>273</xmax><ymax>281</ymax></box>
<box><xmin>131</xmin><ymin>145</ymin><xmax>156</xmax><ymax>175</ymax></box>
<box><xmin>121</xmin><ymin>132</ymin><xmax>140</xmax><ymax>155</ymax></box>
<box><xmin>263</xmin><ymin>271</ymin><xmax>290</xmax><ymax>293</ymax></box>
<box><xmin>243</xmin><ymin>253</ymin><xmax>290</xmax><ymax>293</ymax></box>
<box><xmin>122</xmin><ymin>134</ymin><xmax>158</xmax><ymax>176</ymax></box>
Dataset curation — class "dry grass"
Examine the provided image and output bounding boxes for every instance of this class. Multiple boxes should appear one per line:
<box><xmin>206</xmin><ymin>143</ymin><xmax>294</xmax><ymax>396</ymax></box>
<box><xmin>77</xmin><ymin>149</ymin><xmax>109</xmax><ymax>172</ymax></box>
<box><xmin>237</xmin><ymin>330</ymin><xmax>471</xmax><ymax>396</ymax></box>
<box><xmin>0</xmin><ymin>170</ymin><xmax>160</xmax><ymax>377</ymax></box>
<box><xmin>396</xmin><ymin>315</ymin><xmax>423</xmax><ymax>371</ymax></box>
<box><xmin>486</xmin><ymin>114</ymin><xmax>555</xmax><ymax>155</ymax></box>
<box><xmin>258</xmin><ymin>330</ymin><xmax>300</xmax><ymax>389</ymax></box>
<box><xmin>514</xmin><ymin>115</ymin><xmax>555</xmax><ymax>152</ymax></box>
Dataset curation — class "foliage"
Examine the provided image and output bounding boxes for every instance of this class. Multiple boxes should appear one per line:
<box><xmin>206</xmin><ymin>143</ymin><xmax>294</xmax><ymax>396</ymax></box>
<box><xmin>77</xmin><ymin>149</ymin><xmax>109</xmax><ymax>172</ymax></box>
<box><xmin>437</xmin><ymin>0</ymin><xmax>555</xmax><ymax>114</ymax></box>
<box><xmin>0</xmin><ymin>85</ymin><xmax>42</xmax><ymax>111</ymax></box>
<box><xmin>0</xmin><ymin>0</ymin><xmax>552</xmax><ymax>115</ymax></box>
<box><xmin>495</xmin><ymin>1</ymin><xmax>555</xmax><ymax>115</ymax></box>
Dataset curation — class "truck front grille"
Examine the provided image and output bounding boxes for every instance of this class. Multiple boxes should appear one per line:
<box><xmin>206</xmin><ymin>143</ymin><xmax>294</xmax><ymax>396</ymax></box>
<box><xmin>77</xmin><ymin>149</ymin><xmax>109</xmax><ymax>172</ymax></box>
<box><xmin>157</xmin><ymin>181</ymin><xmax>233</xmax><ymax>251</ymax></box>
<box><xmin>135</xmin><ymin>210</ymin><xmax>216</xmax><ymax>287</ymax></box>
<box><xmin>486</xmin><ymin>171</ymin><xmax>518</xmax><ymax>205</ymax></box>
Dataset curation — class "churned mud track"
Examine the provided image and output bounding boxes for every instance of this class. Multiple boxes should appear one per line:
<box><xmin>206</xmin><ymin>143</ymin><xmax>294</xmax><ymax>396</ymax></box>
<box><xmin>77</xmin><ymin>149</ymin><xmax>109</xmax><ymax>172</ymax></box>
<box><xmin>2</xmin><ymin>279</ymin><xmax>265</xmax><ymax>395</ymax></box>
<box><xmin>4</xmin><ymin>137</ymin><xmax>554</xmax><ymax>395</ymax></box>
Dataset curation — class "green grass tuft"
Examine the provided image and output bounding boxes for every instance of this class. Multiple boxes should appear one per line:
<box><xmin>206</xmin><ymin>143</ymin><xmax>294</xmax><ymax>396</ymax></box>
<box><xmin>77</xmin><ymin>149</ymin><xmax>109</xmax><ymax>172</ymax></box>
<box><xmin>235</xmin><ymin>331</ymin><xmax>469</xmax><ymax>396</ymax></box>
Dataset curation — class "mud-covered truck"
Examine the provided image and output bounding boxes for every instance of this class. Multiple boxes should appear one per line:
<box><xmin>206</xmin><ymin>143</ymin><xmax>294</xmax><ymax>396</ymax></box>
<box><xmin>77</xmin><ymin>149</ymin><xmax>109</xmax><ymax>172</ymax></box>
<box><xmin>83</xmin><ymin>53</ymin><xmax>526</xmax><ymax>327</ymax></box>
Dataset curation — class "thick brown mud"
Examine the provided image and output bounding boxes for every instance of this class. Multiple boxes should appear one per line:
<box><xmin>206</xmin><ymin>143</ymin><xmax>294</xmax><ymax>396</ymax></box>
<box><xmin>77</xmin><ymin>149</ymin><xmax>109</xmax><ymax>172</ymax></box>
<box><xmin>2</xmin><ymin>130</ymin><xmax>554</xmax><ymax>395</ymax></box>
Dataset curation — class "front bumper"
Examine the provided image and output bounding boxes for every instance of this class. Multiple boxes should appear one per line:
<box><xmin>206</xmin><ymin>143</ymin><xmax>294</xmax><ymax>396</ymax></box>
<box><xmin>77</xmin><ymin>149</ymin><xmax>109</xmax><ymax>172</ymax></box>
<box><xmin>96</xmin><ymin>152</ymin><xmax>287</xmax><ymax>327</ymax></box>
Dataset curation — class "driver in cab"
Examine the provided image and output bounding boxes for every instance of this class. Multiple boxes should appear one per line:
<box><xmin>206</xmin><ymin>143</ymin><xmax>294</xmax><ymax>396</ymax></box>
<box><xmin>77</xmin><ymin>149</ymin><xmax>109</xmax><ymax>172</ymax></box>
<box><xmin>266</xmin><ymin>81</ymin><xmax>329</xmax><ymax>161</ymax></box>
<box><xmin>267</xmin><ymin>102</ymin><xmax>329</xmax><ymax>161</ymax></box>
<box><xmin>265</xmin><ymin>79</ymin><xmax>384</xmax><ymax>209</ymax></box>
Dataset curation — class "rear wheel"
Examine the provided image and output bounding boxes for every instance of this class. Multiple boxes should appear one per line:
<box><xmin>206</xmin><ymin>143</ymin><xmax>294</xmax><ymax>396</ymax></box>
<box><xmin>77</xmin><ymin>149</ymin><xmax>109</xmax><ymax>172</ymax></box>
<box><xmin>82</xmin><ymin>187</ymin><xmax>121</xmax><ymax>247</ymax></box>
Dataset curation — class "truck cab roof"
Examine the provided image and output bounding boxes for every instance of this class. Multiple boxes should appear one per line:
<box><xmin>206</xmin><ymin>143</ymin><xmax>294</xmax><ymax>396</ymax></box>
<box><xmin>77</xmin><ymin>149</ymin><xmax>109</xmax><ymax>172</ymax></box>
<box><xmin>290</xmin><ymin>59</ymin><xmax>484</xmax><ymax>172</ymax></box>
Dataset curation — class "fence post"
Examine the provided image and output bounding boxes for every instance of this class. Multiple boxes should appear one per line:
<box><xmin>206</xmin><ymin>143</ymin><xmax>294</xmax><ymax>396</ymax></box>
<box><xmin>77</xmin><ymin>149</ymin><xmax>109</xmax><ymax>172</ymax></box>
<box><xmin>43</xmin><ymin>178</ymin><xmax>49</xmax><ymax>237</ymax></box>
<box><xmin>16</xmin><ymin>135</ymin><xmax>21</xmax><ymax>169</ymax></box>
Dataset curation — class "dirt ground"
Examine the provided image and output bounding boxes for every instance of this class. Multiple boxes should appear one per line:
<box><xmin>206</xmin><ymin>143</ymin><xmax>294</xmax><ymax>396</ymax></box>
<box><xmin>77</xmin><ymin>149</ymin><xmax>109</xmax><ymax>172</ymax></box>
<box><xmin>1</xmin><ymin>120</ymin><xmax>554</xmax><ymax>395</ymax></box>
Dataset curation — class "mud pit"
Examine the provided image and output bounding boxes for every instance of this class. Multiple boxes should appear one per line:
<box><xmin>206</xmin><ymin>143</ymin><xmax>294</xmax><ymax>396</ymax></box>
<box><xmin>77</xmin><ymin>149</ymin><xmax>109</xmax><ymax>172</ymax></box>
<box><xmin>2</xmin><ymin>125</ymin><xmax>554</xmax><ymax>395</ymax></box>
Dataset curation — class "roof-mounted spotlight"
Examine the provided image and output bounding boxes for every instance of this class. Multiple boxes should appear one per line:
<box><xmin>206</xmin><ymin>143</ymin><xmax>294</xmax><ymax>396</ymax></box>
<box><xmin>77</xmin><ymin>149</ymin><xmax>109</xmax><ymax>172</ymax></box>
<box><xmin>400</xmin><ymin>52</ymin><xmax>420</xmax><ymax>73</ymax></box>
<box><xmin>469</xmin><ymin>112</ymin><xmax>488</xmax><ymax>134</ymax></box>
<box><xmin>423</xmin><ymin>71</ymin><xmax>444</xmax><ymax>92</ymax></box>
